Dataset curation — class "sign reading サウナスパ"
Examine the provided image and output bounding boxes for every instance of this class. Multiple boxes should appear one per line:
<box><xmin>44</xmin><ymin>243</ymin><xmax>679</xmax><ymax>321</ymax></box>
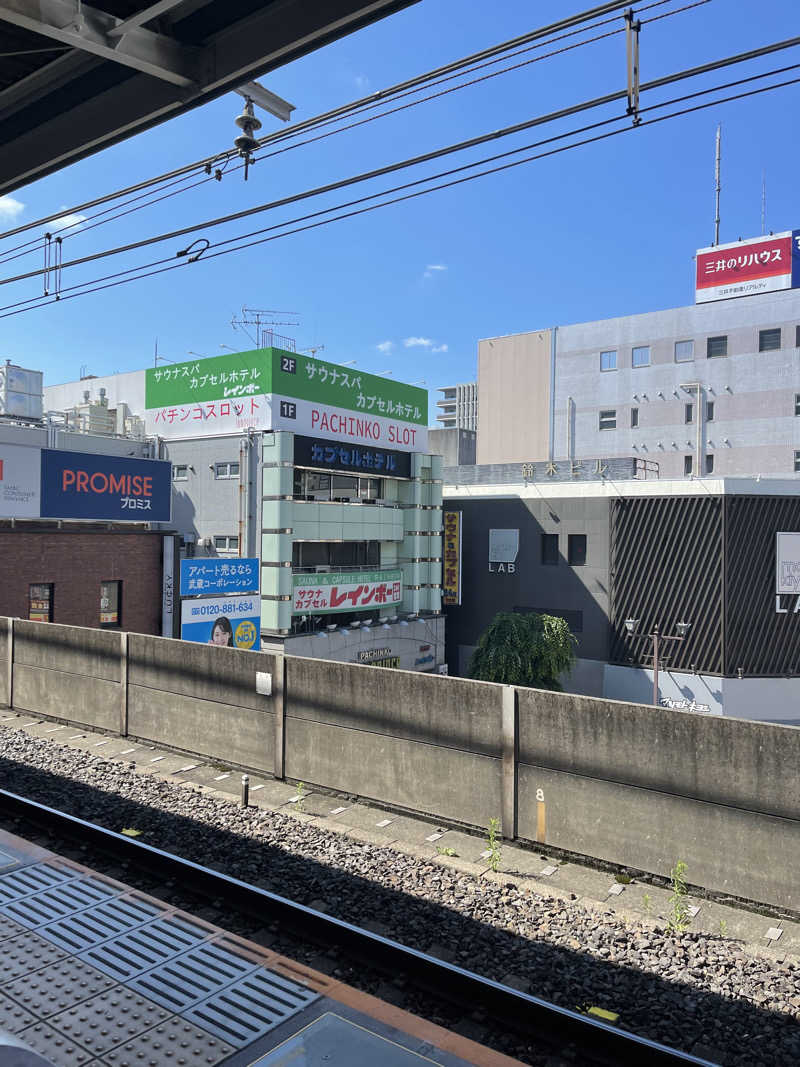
<box><xmin>145</xmin><ymin>348</ymin><xmax>428</xmax><ymax>451</ymax></box>
<box><xmin>292</xmin><ymin>569</ymin><xmax>403</xmax><ymax>615</ymax></box>
<box><xmin>696</xmin><ymin>231</ymin><xmax>800</xmax><ymax>303</ymax></box>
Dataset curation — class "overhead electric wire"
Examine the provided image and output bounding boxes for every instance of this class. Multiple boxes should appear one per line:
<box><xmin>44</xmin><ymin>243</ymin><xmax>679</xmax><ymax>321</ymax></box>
<box><xmin>0</xmin><ymin>0</ymin><xmax>698</xmax><ymax>244</ymax></box>
<box><xmin>2</xmin><ymin>28</ymin><xmax>798</xmax><ymax>295</ymax></box>
<box><xmin>2</xmin><ymin>67</ymin><xmax>798</xmax><ymax>322</ymax></box>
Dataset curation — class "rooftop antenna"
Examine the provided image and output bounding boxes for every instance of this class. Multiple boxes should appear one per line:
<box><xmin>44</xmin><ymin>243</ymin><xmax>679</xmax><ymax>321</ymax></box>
<box><xmin>713</xmin><ymin>123</ymin><xmax>721</xmax><ymax>246</ymax></box>
<box><xmin>761</xmin><ymin>169</ymin><xmax>767</xmax><ymax>235</ymax></box>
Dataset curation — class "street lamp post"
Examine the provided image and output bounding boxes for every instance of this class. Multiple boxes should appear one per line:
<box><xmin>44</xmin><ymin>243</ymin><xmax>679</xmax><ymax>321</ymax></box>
<box><xmin>624</xmin><ymin>618</ymin><xmax>691</xmax><ymax>706</ymax></box>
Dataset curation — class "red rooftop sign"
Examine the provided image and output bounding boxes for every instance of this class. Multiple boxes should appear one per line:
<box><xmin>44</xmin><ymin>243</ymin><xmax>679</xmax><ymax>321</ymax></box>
<box><xmin>695</xmin><ymin>231</ymin><xmax>800</xmax><ymax>303</ymax></box>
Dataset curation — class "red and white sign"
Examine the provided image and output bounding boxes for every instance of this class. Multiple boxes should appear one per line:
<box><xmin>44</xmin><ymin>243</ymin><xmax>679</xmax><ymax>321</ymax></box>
<box><xmin>696</xmin><ymin>232</ymin><xmax>793</xmax><ymax>303</ymax></box>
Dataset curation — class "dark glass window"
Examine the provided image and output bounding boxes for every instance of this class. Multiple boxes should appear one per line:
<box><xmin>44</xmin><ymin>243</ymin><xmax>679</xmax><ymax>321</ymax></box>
<box><xmin>707</xmin><ymin>335</ymin><xmax>728</xmax><ymax>358</ymax></box>
<box><xmin>705</xmin><ymin>454</ymin><xmax>714</xmax><ymax>474</ymax></box>
<box><xmin>794</xmin><ymin>451</ymin><xmax>800</xmax><ymax>473</ymax></box>
<box><xmin>759</xmin><ymin>328</ymin><xmax>781</xmax><ymax>352</ymax></box>
<box><xmin>568</xmin><ymin>534</ymin><xmax>587</xmax><ymax>566</ymax></box>
<box><xmin>706</xmin><ymin>401</ymin><xmax>715</xmax><ymax>421</ymax></box>
<box><xmin>685</xmin><ymin>403</ymin><xmax>694</xmax><ymax>424</ymax></box>
<box><xmin>100</xmin><ymin>581</ymin><xmax>121</xmax><ymax>628</ymax></box>
<box><xmin>599</xmin><ymin>410</ymin><xmax>616</xmax><ymax>430</ymax></box>
<box><xmin>29</xmin><ymin>584</ymin><xmax>53</xmax><ymax>623</ymax></box>
<box><xmin>630</xmin><ymin>407</ymin><xmax>639</xmax><ymax>428</ymax></box>
<box><xmin>541</xmin><ymin>533</ymin><xmax>558</xmax><ymax>565</ymax></box>
<box><xmin>684</xmin><ymin>455</ymin><xmax>693</xmax><ymax>475</ymax></box>
<box><xmin>292</xmin><ymin>541</ymin><xmax>380</xmax><ymax>569</ymax></box>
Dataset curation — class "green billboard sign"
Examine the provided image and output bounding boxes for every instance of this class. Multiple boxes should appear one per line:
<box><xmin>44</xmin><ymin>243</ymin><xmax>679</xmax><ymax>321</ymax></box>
<box><xmin>292</xmin><ymin>568</ymin><xmax>403</xmax><ymax>615</ymax></box>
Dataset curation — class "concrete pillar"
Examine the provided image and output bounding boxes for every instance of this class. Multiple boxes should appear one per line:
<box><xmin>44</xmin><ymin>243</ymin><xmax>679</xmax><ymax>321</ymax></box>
<box><xmin>4</xmin><ymin>617</ymin><xmax>13</xmax><ymax>710</ymax></box>
<box><xmin>119</xmin><ymin>632</ymin><xmax>129</xmax><ymax>737</ymax></box>
<box><xmin>501</xmin><ymin>686</ymin><xmax>518</xmax><ymax>840</ymax></box>
<box><xmin>273</xmin><ymin>653</ymin><xmax>286</xmax><ymax>780</ymax></box>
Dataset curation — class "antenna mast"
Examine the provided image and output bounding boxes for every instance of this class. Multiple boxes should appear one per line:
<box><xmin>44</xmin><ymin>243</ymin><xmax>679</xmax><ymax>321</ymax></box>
<box><xmin>714</xmin><ymin>123</ymin><xmax>721</xmax><ymax>246</ymax></box>
<box><xmin>761</xmin><ymin>169</ymin><xmax>767</xmax><ymax>235</ymax></box>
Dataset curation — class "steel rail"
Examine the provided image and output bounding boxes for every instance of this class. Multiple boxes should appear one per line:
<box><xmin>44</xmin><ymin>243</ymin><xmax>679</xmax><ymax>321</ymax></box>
<box><xmin>0</xmin><ymin>785</ymin><xmax>716</xmax><ymax>1067</ymax></box>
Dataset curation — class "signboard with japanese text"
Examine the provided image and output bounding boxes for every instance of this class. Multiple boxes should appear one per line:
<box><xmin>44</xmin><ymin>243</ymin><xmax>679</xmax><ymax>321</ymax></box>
<box><xmin>776</xmin><ymin>532</ymin><xmax>800</xmax><ymax>594</ymax></box>
<box><xmin>292</xmin><ymin>568</ymin><xmax>403</xmax><ymax>615</ymax></box>
<box><xmin>40</xmin><ymin>450</ymin><xmax>171</xmax><ymax>522</ymax></box>
<box><xmin>0</xmin><ymin>443</ymin><xmax>40</xmax><ymax>518</ymax></box>
<box><xmin>293</xmin><ymin>434</ymin><xmax>411</xmax><ymax>479</ymax></box>
<box><xmin>144</xmin><ymin>348</ymin><xmax>428</xmax><ymax>451</ymax></box>
<box><xmin>180</xmin><ymin>557</ymin><xmax>259</xmax><ymax>597</ymax></box>
<box><xmin>695</xmin><ymin>231</ymin><xmax>800</xmax><ymax>303</ymax></box>
<box><xmin>442</xmin><ymin>511</ymin><xmax>462</xmax><ymax>606</ymax></box>
<box><xmin>180</xmin><ymin>594</ymin><xmax>261</xmax><ymax>649</ymax></box>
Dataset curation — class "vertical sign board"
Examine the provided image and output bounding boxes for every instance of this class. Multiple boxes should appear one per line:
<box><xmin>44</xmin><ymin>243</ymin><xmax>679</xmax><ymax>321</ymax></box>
<box><xmin>776</xmin><ymin>532</ymin><xmax>800</xmax><ymax>594</ymax></box>
<box><xmin>162</xmin><ymin>536</ymin><xmax>175</xmax><ymax>638</ymax></box>
<box><xmin>0</xmin><ymin>444</ymin><xmax>41</xmax><ymax>518</ymax></box>
<box><xmin>442</xmin><ymin>511</ymin><xmax>462</xmax><ymax>605</ymax></box>
<box><xmin>181</xmin><ymin>595</ymin><xmax>261</xmax><ymax>649</ymax></box>
<box><xmin>696</xmin><ymin>230</ymin><xmax>800</xmax><ymax>303</ymax></box>
<box><xmin>144</xmin><ymin>348</ymin><xmax>428</xmax><ymax>452</ymax></box>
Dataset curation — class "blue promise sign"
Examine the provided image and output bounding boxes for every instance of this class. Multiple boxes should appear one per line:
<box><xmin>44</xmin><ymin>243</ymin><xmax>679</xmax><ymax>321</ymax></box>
<box><xmin>180</xmin><ymin>557</ymin><xmax>259</xmax><ymax>596</ymax></box>
<box><xmin>40</xmin><ymin>450</ymin><xmax>171</xmax><ymax>522</ymax></box>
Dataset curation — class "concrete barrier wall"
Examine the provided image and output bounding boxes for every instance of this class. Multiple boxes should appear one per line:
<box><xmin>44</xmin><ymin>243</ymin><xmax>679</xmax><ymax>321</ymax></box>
<box><xmin>1</xmin><ymin>617</ymin><xmax>798</xmax><ymax>911</ymax></box>
<box><xmin>127</xmin><ymin>635</ymin><xmax>277</xmax><ymax>773</ymax></box>
<box><xmin>285</xmin><ymin>658</ymin><xmax>504</xmax><ymax>826</ymax></box>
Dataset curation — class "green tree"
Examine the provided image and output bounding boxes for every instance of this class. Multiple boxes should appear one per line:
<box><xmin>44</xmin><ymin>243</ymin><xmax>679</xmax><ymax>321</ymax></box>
<box><xmin>468</xmin><ymin>611</ymin><xmax>576</xmax><ymax>690</ymax></box>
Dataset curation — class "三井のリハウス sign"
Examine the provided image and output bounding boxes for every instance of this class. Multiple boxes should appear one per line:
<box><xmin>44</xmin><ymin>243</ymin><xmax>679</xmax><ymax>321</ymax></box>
<box><xmin>696</xmin><ymin>231</ymin><xmax>800</xmax><ymax>303</ymax></box>
<box><xmin>180</xmin><ymin>595</ymin><xmax>260</xmax><ymax>649</ymax></box>
<box><xmin>40</xmin><ymin>450</ymin><xmax>171</xmax><ymax>522</ymax></box>
<box><xmin>144</xmin><ymin>348</ymin><xmax>428</xmax><ymax>452</ymax></box>
<box><xmin>292</xmin><ymin>569</ymin><xmax>403</xmax><ymax>615</ymax></box>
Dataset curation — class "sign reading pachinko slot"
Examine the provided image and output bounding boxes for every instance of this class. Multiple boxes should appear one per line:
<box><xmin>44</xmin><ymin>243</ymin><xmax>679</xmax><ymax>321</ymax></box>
<box><xmin>180</xmin><ymin>595</ymin><xmax>261</xmax><ymax>649</ymax></box>
<box><xmin>145</xmin><ymin>348</ymin><xmax>428</xmax><ymax>451</ymax></box>
<box><xmin>695</xmin><ymin>231</ymin><xmax>800</xmax><ymax>303</ymax></box>
<box><xmin>292</xmin><ymin>569</ymin><xmax>403</xmax><ymax>615</ymax></box>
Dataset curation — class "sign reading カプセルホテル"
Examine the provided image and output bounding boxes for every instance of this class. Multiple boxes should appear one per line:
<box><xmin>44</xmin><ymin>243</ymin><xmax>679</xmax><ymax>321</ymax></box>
<box><xmin>292</xmin><ymin>569</ymin><xmax>403</xmax><ymax>615</ymax></box>
<box><xmin>293</xmin><ymin>434</ymin><xmax>412</xmax><ymax>479</ymax></box>
<box><xmin>145</xmin><ymin>348</ymin><xmax>428</xmax><ymax>452</ymax></box>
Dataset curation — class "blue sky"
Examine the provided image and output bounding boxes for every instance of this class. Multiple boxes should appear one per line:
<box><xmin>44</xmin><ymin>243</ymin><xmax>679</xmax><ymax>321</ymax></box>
<box><xmin>0</xmin><ymin>0</ymin><xmax>798</xmax><ymax>421</ymax></box>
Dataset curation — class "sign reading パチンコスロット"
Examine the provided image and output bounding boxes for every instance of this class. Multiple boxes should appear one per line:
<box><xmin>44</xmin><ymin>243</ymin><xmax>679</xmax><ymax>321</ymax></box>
<box><xmin>292</xmin><ymin>569</ymin><xmax>403</xmax><ymax>615</ymax></box>
<box><xmin>144</xmin><ymin>348</ymin><xmax>428</xmax><ymax>451</ymax></box>
<box><xmin>180</xmin><ymin>595</ymin><xmax>261</xmax><ymax>649</ymax></box>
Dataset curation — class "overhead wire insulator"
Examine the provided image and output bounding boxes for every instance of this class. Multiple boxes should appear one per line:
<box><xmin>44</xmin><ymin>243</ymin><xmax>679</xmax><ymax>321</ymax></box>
<box><xmin>234</xmin><ymin>97</ymin><xmax>262</xmax><ymax>181</ymax></box>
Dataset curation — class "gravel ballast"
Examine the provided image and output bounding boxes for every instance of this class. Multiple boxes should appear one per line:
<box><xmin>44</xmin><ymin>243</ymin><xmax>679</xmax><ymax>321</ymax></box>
<box><xmin>1</xmin><ymin>727</ymin><xmax>798</xmax><ymax>1067</ymax></box>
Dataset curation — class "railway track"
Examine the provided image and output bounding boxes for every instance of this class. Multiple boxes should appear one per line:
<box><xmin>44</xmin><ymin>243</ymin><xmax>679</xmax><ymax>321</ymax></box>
<box><xmin>0</xmin><ymin>785</ymin><xmax>715</xmax><ymax>1067</ymax></box>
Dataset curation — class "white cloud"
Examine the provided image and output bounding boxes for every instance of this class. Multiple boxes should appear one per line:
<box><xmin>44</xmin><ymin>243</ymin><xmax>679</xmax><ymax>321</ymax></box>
<box><xmin>0</xmin><ymin>196</ymin><xmax>24</xmax><ymax>220</ymax></box>
<box><xmin>376</xmin><ymin>340</ymin><xmax>394</xmax><ymax>353</ymax></box>
<box><xmin>423</xmin><ymin>262</ymin><xmax>447</xmax><ymax>279</ymax></box>
<box><xmin>432</xmin><ymin>344</ymin><xmax>449</xmax><ymax>353</ymax></box>
<box><xmin>52</xmin><ymin>211</ymin><xmax>87</xmax><ymax>232</ymax></box>
<box><xmin>404</xmin><ymin>336</ymin><xmax>433</xmax><ymax>348</ymax></box>
<box><xmin>354</xmin><ymin>74</ymin><xmax>370</xmax><ymax>91</ymax></box>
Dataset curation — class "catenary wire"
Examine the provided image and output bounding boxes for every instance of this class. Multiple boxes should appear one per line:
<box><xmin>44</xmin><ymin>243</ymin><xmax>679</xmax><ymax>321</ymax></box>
<box><xmin>1</xmin><ymin>69</ymin><xmax>797</xmax><ymax>321</ymax></box>
<box><xmin>0</xmin><ymin>0</ymin><xmax>703</xmax><ymax>243</ymax></box>
<box><xmin>1</xmin><ymin>28</ymin><xmax>797</xmax><ymax>293</ymax></box>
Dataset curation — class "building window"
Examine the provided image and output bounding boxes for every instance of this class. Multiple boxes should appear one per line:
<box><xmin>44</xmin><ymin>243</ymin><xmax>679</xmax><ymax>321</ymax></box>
<box><xmin>100</xmin><ymin>581</ymin><xmax>121</xmax><ymax>628</ymax></box>
<box><xmin>707</xmin><ymin>335</ymin><xmax>727</xmax><ymax>358</ymax></box>
<box><xmin>684</xmin><ymin>455</ymin><xmax>693</xmax><ymax>475</ymax></box>
<box><xmin>630</xmin><ymin>407</ymin><xmax>639</xmax><ymax>428</ymax></box>
<box><xmin>214</xmin><ymin>462</ymin><xmax>240</xmax><ymax>479</ymax></box>
<box><xmin>795</xmin><ymin>450</ymin><xmax>800</xmax><ymax>473</ymax></box>
<box><xmin>674</xmin><ymin>339</ymin><xmax>694</xmax><ymax>362</ymax></box>
<box><xmin>541</xmin><ymin>533</ymin><xmax>559</xmax><ymax>565</ymax></box>
<box><xmin>599</xmin><ymin>409</ymin><xmax>616</xmax><ymax>430</ymax></box>
<box><xmin>214</xmin><ymin>535</ymin><xmax>239</xmax><ymax>553</ymax></box>
<box><xmin>796</xmin><ymin>325</ymin><xmax>800</xmax><ymax>348</ymax></box>
<box><xmin>172</xmin><ymin>464</ymin><xmax>188</xmax><ymax>481</ymax></box>
<box><xmin>292</xmin><ymin>541</ymin><xmax>380</xmax><ymax>569</ymax></box>
<box><xmin>293</xmin><ymin>470</ymin><xmax>383</xmax><ymax>503</ymax></box>
<box><xmin>706</xmin><ymin>401</ymin><xmax>715</xmax><ymax>421</ymax></box>
<box><xmin>759</xmin><ymin>327</ymin><xmax>781</xmax><ymax>352</ymax></box>
<box><xmin>632</xmin><ymin>345</ymin><xmax>650</xmax><ymax>368</ymax></box>
<box><xmin>29</xmin><ymin>584</ymin><xmax>53</xmax><ymax>623</ymax></box>
<box><xmin>705</xmin><ymin>454</ymin><xmax>714</xmax><ymax>474</ymax></box>
<box><xmin>568</xmin><ymin>534</ymin><xmax>587</xmax><ymax>566</ymax></box>
<box><xmin>600</xmin><ymin>350</ymin><xmax>617</xmax><ymax>372</ymax></box>
<box><xmin>795</xmin><ymin>394</ymin><xmax>800</xmax><ymax>417</ymax></box>
<box><xmin>684</xmin><ymin>403</ymin><xmax>694</xmax><ymax>424</ymax></box>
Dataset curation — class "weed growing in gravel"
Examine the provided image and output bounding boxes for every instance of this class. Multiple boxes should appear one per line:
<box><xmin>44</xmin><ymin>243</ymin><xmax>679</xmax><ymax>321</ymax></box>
<box><xmin>486</xmin><ymin>817</ymin><xmax>502</xmax><ymax>872</ymax></box>
<box><xmin>614</xmin><ymin>873</ymin><xmax>632</xmax><ymax>885</ymax></box>
<box><xmin>436</xmin><ymin>846</ymin><xmax>457</xmax><ymax>857</ymax></box>
<box><xmin>295</xmin><ymin>782</ymin><xmax>306</xmax><ymax>812</ymax></box>
<box><xmin>666</xmin><ymin>860</ymin><xmax>691</xmax><ymax>933</ymax></box>
<box><xmin>642</xmin><ymin>892</ymin><xmax>652</xmax><ymax>914</ymax></box>
<box><xmin>718</xmin><ymin>919</ymin><xmax>728</xmax><ymax>937</ymax></box>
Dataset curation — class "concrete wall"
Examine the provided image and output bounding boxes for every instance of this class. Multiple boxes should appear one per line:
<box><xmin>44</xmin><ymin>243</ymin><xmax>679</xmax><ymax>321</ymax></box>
<box><xmin>477</xmin><ymin>330</ymin><xmax>552</xmax><ymax>464</ymax></box>
<box><xmin>1</xmin><ymin>616</ymin><xmax>797</xmax><ymax>911</ymax></box>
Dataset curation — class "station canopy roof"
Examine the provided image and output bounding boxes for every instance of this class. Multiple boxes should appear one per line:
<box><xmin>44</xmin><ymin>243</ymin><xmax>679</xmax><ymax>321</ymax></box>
<box><xmin>0</xmin><ymin>0</ymin><xmax>417</xmax><ymax>195</ymax></box>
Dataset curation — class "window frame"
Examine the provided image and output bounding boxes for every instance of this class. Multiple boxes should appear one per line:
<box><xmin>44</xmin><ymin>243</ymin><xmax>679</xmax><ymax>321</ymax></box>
<box><xmin>567</xmin><ymin>533</ymin><xmax>587</xmax><ymax>567</ymax></box>
<box><xmin>705</xmin><ymin>454</ymin><xmax>714</xmax><ymax>475</ymax></box>
<box><xmin>631</xmin><ymin>345</ymin><xmax>651</xmax><ymax>368</ymax></box>
<box><xmin>99</xmin><ymin>580</ymin><xmax>122</xmax><ymax>629</ymax></box>
<box><xmin>630</xmin><ymin>407</ymin><xmax>639</xmax><ymax>429</ymax></box>
<box><xmin>172</xmin><ymin>464</ymin><xmax>188</xmax><ymax>481</ymax></box>
<box><xmin>213</xmin><ymin>535</ymin><xmax>239</xmax><ymax>553</ymax></box>
<box><xmin>541</xmin><ymin>533</ymin><xmax>559</xmax><ymax>566</ymax></box>
<box><xmin>758</xmin><ymin>327</ymin><xmax>781</xmax><ymax>353</ymax></box>
<box><xmin>674</xmin><ymin>339</ymin><xmax>694</xmax><ymax>363</ymax></box>
<box><xmin>684</xmin><ymin>454</ymin><xmax>693</xmax><ymax>476</ymax></box>
<box><xmin>795</xmin><ymin>394</ymin><xmax>800</xmax><ymax>418</ymax></box>
<box><xmin>599</xmin><ymin>350</ymin><xmax>617</xmax><ymax>372</ymax></box>
<box><xmin>684</xmin><ymin>403</ymin><xmax>694</xmax><ymax>425</ymax></box>
<box><xmin>795</xmin><ymin>450</ymin><xmax>800</xmax><ymax>474</ymax></box>
<box><xmin>29</xmin><ymin>583</ymin><xmax>54</xmax><ymax>623</ymax></box>
<box><xmin>598</xmin><ymin>409</ymin><xmax>617</xmax><ymax>431</ymax></box>
<box><xmin>706</xmin><ymin>401</ymin><xmax>715</xmax><ymax>422</ymax></box>
<box><xmin>214</xmin><ymin>461</ymin><xmax>241</xmax><ymax>480</ymax></box>
<box><xmin>707</xmin><ymin>335</ymin><xmax>728</xmax><ymax>358</ymax></box>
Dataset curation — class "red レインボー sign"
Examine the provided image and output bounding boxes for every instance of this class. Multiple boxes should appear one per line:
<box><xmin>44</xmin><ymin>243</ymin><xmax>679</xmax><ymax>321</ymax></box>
<box><xmin>695</xmin><ymin>232</ymin><xmax>795</xmax><ymax>303</ymax></box>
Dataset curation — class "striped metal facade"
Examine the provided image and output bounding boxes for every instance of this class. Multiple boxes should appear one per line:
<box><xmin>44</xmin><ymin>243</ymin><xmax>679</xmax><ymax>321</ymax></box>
<box><xmin>611</xmin><ymin>494</ymin><xmax>800</xmax><ymax>678</ymax></box>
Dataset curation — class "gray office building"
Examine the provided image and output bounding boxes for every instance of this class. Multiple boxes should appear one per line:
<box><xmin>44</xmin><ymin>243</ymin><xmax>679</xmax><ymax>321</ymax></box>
<box><xmin>477</xmin><ymin>287</ymin><xmax>800</xmax><ymax>479</ymax></box>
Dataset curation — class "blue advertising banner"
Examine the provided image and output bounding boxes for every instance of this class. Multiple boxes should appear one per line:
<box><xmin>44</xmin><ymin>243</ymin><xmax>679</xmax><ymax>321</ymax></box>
<box><xmin>40</xmin><ymin>450</ymin><xmax>171</xmax><ymax>522</ymax></box>
<box><xmin>180</xmin><ymin>557</ymin><xmax>259</xmax><ymax>596</ymax></box>
<box><xmin>181</xmin><ymin>595</ymin><xmax>260</xmax><ymax>649</ymax></box>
